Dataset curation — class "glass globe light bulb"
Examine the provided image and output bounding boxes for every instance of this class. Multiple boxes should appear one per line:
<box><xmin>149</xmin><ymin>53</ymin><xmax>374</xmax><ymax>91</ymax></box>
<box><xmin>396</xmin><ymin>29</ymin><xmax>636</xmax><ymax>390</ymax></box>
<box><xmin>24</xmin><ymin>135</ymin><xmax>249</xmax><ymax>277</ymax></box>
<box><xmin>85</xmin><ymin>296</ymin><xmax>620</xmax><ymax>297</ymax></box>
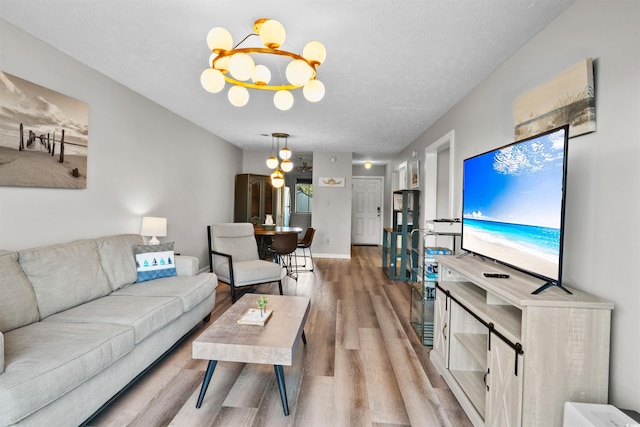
<box><xmin>303</xmin><ymin>79</ymin><xmax>325</xmax><ymax>102</ymax></box>
<box><xmin>259</xmin><ymin>19</ymin><xmax>286</xmax><ymax>48</ymax></box>
<box><xmin>229</xmin><ymin>53</ymin><xmax>255</xmax><ymax>82</ymax></box>
<box><xmin>286</xmin><ymin>59</ymin><xmax>313</xmax><ymax>87</ymax></box>
<box><xmin>213</xmin><ymin>55</ymin><xmax>230</xmax><ymax>72</ymax></box>
<box><xmin>279</xmin><ymin>146</ymin><xmax>292</xmax><ymax>160</ymax></box>
<box><xmin>270</xmin><ymin>169</ymin><xmax>285</xmax><ymax>188</ymax></box>
<box><xmin>206</xmin><ymin>27</ymin><xmax>233</xmax><ymax>53</ymax></box>
<box><xmin>303</xmin><ymin>41</ymin><xmax>326</xmax><ymax>65</ymax></box>
<box><xmin>274</xmin><ymin>90</ymin><xmax>294</xmax><ymax>111</ymax></box>
<box><xmin>281</xmin><ymin>159</ymin><xmax>293</xmax><ymax>172</ymax></box>
<box><xmin>200</xmin><ymin>68</ymin><xmax>225</xmax><ymax>93</ymax></box>
<box><xmin>266</xmin><ymin>155</ymin><xmax>278</xmax><ymax>169</ymax></box>
<box><xmin>252</xmin><ymin>65</ymin><xmax>271</xmax><ymax>86</ymax></box>
<box><xmin>228</xmin><ymin>85</ymin><xmax>249</xmax><ymax>107</ymax></box>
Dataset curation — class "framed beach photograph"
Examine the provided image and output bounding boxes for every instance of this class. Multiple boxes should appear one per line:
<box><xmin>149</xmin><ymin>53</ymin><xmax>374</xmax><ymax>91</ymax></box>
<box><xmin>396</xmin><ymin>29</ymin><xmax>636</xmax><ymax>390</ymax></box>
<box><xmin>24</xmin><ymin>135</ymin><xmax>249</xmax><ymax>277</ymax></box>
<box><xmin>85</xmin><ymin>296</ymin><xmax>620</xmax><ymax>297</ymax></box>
<box><xmin>409</xmin><ymin>159</ymin><xmax>420</xmax><ymax>188</ymax></box>
<box><xmin>514</xmin><ymin>58</ymin><xmax>595</xmax><ymax>140</ymax></box>
<box><xmin>0</xmin><ymin>71</ymin><xmax>89</xmax><ymax>189</ymax></box>
<box><xmin>398</xmin><ymin>161</ymin><xmax>407</xmax><ymax>189</ymax></box>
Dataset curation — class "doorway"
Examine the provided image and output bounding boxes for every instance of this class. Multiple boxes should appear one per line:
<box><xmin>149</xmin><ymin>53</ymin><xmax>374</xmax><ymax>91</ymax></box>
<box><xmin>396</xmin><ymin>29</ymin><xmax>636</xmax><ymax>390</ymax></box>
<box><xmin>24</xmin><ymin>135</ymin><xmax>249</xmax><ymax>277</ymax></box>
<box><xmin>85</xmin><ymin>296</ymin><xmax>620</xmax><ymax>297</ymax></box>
<box><xmin>351</xmin><ymin>177</ymin><xmax>383</xmax><ymax>245</ymax></box>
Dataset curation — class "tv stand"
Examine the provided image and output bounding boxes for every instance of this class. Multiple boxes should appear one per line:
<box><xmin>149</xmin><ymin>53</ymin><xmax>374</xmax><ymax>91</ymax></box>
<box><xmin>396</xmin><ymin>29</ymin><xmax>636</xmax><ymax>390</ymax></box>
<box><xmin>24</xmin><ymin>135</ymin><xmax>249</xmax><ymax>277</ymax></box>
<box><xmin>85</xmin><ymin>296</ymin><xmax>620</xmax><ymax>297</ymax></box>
<box><xmin>431</xmin><ymin>255</ymin><xmax>613</xmax><ymax>427</ymax></box>
<box><xmin>531</xmin><ymin>280</ymin><xmax>573</xmax><ymax>295</ymax></box>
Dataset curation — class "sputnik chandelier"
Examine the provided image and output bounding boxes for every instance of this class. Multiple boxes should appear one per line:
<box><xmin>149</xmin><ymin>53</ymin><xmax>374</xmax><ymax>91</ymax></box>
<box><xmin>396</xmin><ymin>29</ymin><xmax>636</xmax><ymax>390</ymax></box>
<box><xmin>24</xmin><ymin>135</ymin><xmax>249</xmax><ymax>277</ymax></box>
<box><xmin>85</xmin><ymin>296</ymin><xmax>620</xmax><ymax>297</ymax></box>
<box><xmin>200</xmin><ymin>18</ymin><xmax>326</xmax><ymax>111</ymax></box>
<box><xmin>266</xmin><ymin>133</ymin><xmax>291</xmax><ymax>188</ymax></box>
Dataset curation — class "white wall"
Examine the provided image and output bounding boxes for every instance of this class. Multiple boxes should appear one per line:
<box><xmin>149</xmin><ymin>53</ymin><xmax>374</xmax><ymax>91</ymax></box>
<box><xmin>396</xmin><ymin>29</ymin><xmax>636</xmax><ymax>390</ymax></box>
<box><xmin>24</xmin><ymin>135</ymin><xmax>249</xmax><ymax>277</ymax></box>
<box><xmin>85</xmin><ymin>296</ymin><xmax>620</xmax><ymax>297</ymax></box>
<box><xmin>391</xmin><ymin>1</ymin><xmax>640</xmax><ymax>410</ymax></box>
<box><xmin>312</xmin><ymin>152</ymin><xmax>352</xmax><ymax>258</ymax></box>
<box><xmin>0</xmin><ymin>20</ymin><xmax>242</xmax><ymax>267</ymax></box>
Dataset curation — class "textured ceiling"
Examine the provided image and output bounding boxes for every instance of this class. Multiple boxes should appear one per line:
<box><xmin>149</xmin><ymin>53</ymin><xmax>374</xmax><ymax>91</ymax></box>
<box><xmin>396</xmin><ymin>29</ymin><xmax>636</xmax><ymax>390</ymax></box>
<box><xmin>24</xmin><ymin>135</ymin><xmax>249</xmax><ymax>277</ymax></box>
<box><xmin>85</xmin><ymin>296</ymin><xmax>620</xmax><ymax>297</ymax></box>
<box><xmin>0</xmin><ymin>0</ymin><xmax>574</xmax><ymax>165</ymax></box>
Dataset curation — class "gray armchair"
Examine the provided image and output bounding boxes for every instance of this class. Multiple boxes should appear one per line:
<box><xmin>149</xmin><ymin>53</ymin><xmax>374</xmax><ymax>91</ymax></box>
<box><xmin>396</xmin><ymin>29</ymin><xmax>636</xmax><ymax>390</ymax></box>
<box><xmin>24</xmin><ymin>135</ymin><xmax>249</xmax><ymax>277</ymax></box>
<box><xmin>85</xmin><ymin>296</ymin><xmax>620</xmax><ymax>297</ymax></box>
<box><xmin>207</xmin><ymin>223</ymin><xmax>285</xmax><ymax>303</ymax></box>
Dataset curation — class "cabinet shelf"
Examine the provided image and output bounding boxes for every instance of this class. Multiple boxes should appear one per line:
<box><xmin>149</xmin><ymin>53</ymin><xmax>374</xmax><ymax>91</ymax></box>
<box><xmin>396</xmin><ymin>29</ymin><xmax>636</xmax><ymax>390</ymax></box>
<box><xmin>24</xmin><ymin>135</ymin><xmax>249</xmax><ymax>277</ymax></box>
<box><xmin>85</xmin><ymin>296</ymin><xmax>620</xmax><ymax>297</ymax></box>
<box><xmin>454</xmin><ymin>333</ymin><xmax>488</xmax><ymax>370</ymax></box>
<box><xmin>440</xmin><ymin>280</ymin><xmax>522</xmax><ymax>344</ymax></box>
<box><xmin>451</xmin><ymin>369</ymin><xmax>486</xmax><ymax>419</ymax></box>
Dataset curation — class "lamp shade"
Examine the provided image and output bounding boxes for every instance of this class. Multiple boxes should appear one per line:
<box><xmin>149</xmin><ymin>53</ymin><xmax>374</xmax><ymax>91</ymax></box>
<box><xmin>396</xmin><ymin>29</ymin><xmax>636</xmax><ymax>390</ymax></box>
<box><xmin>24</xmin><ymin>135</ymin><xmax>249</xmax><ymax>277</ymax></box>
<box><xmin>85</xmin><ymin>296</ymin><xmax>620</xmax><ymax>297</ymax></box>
<box><xmin>141</xmin><ymin>217</ymin><xmax>167</xmax><ymax>245</ymax></box>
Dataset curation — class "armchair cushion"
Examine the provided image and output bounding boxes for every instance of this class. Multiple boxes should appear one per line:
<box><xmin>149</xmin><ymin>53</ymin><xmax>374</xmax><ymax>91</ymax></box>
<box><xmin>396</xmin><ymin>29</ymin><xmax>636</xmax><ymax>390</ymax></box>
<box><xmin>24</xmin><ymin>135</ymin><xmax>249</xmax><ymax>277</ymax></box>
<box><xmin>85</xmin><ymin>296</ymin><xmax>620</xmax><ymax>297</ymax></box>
<box><xmin>209</xmin><ymin>223</ymin><xmax>260</xmax><ymax>273</ymax></box>
<box><xmin>214</xmin><ymin>259</ymin><xmax>284</xmax><ymax>287</ymax></box>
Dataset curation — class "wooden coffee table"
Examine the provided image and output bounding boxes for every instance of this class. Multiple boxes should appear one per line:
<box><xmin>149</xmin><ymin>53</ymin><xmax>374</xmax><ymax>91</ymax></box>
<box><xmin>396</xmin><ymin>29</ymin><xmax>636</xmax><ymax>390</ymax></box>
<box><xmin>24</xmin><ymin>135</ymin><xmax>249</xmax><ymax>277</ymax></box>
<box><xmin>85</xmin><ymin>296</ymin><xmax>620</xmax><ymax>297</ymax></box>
<box><xmin>192</xmin><ymin>294</ymin><xmax>310</xmax><ymax>416</ymax></box>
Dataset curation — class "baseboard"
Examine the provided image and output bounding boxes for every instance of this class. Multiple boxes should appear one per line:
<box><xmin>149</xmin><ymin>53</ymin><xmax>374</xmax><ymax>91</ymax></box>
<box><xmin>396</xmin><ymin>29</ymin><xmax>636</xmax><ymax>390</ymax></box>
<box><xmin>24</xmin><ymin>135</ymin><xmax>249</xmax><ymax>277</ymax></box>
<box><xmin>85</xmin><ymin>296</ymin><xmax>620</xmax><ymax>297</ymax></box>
<box><xmin>313</xmin><ymin>253</ymin><xmax>351</xmax><ymax>259</ymax></box>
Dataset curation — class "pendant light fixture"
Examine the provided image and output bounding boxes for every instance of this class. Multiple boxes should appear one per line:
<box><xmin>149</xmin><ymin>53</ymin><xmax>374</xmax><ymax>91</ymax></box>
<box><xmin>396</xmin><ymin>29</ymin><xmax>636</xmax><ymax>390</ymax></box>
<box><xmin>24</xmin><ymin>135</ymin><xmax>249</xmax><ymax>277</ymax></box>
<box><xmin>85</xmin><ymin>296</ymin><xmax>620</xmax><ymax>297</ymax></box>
<box><xmin>201</xmin><ymin>18</ymin><xmax>326</xmax><ymax>111</ymax></box>
<box><xmin>266</xmin><ymin>133</ymin><xmax>292</xmax><ymax>187</ymax></box>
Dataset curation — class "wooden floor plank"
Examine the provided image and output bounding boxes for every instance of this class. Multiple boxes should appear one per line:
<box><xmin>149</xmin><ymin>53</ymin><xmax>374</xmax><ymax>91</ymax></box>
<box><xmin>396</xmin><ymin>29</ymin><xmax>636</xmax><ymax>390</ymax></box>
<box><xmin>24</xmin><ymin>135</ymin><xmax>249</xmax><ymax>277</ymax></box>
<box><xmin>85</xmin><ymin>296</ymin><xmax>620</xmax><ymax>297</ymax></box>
<box><xmin>88</xmin><ymin>246</ymin><xmax>470</xmax><ymax>427</ymax></box>
<box><xmin>359</xmin><ymin>328</ymin><xmax>410</xmax><ymax>425</ymax></box>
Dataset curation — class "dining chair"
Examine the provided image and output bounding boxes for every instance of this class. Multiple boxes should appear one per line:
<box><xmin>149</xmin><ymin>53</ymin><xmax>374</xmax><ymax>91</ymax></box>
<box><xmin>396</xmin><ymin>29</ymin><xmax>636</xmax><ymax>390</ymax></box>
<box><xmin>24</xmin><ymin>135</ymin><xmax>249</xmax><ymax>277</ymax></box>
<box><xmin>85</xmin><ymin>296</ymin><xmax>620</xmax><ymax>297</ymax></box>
<box><xmin>295</xmin><ymin>227</ymin><xmax>315</xmax><ymax>272</ymax></box>
<box><xmin>208</xmin><ymin>223</ymin><xmax>285</xmax><ymax>303</ymax></box>
<box><xmin>268</xmin><ymin>232</ymin><xmax>299</xmax><ymax>281</ymax></box>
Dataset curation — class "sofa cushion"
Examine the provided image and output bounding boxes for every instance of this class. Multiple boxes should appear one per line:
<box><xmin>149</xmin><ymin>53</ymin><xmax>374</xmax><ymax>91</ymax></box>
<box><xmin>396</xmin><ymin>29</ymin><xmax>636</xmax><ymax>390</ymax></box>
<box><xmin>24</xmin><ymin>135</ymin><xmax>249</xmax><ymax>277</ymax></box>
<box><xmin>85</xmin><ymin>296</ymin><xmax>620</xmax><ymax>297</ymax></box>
<box><xmin>0</xmin><ymin>332</ymin><xmax>4</xmax><ymax>375</ymax></box>
<box><xmin>134</xmin><ymin>242</ymin><xmax>177</xmax><ymax>283</ymax></box>
<box><xmin>0</xmin><ymin>252</ymin><xmax>39</xmax><ymax>332</ymax></box>
<box><xmin>0</xmin><ymin>322</ymin><xmax>134</xmax><ymax>426</ymax></box>
<box><xmin>18</xmin><ymin>239</ymin><xmax>112</xmax><ymax>319</ymax></box>
<box><xmin>114</xmin><ymin>273</ymin><xmax>217</xmax><ymax>312</ymax></box>
<box><xmin>96</xmin><ymin>234</ymin><xmax>143</xmax><ymax>291</ymax></box>
<box><xmin>43</xmin><ymin>295</ymin><xmax>183</xmax><ymax>344</ymax></box>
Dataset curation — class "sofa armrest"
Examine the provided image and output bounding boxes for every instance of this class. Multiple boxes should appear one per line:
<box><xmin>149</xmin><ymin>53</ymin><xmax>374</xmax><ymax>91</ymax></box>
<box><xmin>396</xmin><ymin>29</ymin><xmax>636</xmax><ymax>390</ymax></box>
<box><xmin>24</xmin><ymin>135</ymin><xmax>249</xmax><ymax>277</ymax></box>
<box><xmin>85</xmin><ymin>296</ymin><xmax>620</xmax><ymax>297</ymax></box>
<box><xmin>1</xmin><ymin>331</ymin><xmax>4</xmax><ymax>374</ymax></box>
<box><xmin>175</xmin><ymin>255</ymin><xmax>199</xmax><ymax>276</ymax></box>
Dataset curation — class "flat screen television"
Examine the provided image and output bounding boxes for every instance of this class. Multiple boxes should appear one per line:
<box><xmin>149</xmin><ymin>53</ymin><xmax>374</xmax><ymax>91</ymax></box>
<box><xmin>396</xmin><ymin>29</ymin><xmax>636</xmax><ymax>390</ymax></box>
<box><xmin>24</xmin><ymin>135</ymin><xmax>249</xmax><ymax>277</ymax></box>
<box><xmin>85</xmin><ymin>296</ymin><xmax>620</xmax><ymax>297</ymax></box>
<box><xmin>461</xmin><ymin>125</ymin><xmax>570</xmax><ymax>294</ymax></box>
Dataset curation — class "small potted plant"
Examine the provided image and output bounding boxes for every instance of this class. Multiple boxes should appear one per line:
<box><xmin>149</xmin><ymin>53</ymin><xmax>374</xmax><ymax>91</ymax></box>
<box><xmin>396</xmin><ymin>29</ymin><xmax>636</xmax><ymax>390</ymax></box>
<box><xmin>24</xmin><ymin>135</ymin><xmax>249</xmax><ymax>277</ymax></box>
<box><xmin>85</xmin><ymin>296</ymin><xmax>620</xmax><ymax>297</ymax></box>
<box><xmin>257</xmin><ymin>296</ymin><xmax>268</xmax><ymax>317</ymax></box>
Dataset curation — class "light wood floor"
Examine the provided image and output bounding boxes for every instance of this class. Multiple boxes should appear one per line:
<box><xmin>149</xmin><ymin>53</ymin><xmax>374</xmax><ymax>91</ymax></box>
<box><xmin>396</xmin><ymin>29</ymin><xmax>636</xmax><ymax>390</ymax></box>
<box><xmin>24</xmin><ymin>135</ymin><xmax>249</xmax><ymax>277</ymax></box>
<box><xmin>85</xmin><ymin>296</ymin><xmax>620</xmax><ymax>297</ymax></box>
<box><xmin>89</xmin><ymin>246</ymin><xmax>471</xmax><ymax>427</ymax></box>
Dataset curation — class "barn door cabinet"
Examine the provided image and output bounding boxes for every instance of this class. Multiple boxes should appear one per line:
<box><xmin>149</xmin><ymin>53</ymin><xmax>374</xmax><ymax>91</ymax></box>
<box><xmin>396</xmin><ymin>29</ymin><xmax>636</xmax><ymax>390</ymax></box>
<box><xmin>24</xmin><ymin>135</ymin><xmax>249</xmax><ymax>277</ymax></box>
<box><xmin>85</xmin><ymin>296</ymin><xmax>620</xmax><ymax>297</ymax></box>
<box><xmin>431</xmin><ymin>255</ymin><xmax>613</xmax><ymax>427</ymax></box>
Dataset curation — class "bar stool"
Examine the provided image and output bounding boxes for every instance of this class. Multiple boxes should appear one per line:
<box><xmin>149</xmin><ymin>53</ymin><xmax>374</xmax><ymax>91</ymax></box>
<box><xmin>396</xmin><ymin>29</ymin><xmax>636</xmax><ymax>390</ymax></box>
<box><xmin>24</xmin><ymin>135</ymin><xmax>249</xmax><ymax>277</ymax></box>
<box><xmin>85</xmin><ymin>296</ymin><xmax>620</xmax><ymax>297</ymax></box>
<box><xmin>269</xmin><ymin>232</ymin><xmax>299</xmax><ymax>281</ymax></box>
<box><xmin>296</xmin><ymin>228</ymin><xmax>315</xmax><ymax>272</ymax></box>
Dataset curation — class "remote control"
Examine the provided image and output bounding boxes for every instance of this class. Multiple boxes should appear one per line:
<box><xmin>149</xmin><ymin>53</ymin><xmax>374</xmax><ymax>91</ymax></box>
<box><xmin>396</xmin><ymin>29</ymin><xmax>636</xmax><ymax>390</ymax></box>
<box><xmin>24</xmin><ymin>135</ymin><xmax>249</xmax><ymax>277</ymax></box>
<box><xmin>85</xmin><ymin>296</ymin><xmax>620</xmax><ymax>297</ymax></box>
<box><xmin>483</xmin><ymin>272</ymin><xmax>510</xmax><ymax>278</ymax></box>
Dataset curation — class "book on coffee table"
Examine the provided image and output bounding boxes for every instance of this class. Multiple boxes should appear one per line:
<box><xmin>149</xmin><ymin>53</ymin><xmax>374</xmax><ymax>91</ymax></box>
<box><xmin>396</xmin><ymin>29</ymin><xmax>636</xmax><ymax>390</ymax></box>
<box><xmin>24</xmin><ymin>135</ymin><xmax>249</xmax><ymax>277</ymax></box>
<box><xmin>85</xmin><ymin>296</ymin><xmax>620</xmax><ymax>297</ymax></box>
<box><xmin>237</xmin><ymin>308</ymin><xmax>273</xmax><ymax>326</ymax></box>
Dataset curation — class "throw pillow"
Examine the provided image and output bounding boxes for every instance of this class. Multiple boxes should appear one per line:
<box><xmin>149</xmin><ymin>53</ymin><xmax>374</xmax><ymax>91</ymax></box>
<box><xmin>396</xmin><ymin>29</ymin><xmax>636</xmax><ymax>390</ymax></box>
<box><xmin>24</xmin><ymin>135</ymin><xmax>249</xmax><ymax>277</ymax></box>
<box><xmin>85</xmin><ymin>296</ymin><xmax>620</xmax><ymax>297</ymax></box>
<box><xmin>133</xmin><ymin>242</ymin><xmax>177</xmax><ymax>283</ymax></box>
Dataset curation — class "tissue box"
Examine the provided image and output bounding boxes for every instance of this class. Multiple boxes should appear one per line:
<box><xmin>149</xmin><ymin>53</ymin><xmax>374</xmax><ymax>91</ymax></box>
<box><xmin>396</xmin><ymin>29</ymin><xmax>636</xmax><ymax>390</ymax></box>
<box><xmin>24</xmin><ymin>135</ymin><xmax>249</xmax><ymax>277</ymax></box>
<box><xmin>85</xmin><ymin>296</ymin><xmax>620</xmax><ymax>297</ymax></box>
<box><xmin>426</xmin><ymin>220</ymin><xmax>461</xmax><ymax>234</ymax></box>
<box><xmin>563</xmin><ymin>402</ymin><xmax>639</xmax><ymax>427</ymax></box>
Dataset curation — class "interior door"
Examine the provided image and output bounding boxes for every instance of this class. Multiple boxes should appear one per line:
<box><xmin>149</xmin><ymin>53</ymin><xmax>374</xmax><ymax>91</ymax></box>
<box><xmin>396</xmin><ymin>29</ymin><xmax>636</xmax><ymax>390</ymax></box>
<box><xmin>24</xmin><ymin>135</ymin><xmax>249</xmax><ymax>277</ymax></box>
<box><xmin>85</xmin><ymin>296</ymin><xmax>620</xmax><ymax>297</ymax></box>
<box><xmin>351</xmin><ymin>177</ymin><xmax>382</xmax><ymax>245</ymax></box>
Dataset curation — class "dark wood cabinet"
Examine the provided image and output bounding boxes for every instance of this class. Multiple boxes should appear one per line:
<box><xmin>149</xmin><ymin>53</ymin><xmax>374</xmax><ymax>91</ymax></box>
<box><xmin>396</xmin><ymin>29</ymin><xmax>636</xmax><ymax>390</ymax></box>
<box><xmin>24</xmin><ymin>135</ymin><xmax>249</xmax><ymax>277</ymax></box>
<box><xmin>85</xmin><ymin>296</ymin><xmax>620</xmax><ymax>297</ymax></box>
<box><xmin>234</xmin><ymin>174</ymin><xmax>276</xmax><ymax>224</ymax></box>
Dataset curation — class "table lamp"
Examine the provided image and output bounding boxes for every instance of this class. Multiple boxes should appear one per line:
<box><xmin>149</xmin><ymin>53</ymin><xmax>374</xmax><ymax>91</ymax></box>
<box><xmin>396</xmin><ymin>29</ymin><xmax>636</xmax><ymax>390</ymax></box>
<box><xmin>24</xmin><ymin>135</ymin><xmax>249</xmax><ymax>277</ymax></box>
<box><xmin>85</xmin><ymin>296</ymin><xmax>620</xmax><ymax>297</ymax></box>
<box><xmin>140</xmin><ymin>216</ymin><xmax>167</xmax><ymax>245</ymax></box>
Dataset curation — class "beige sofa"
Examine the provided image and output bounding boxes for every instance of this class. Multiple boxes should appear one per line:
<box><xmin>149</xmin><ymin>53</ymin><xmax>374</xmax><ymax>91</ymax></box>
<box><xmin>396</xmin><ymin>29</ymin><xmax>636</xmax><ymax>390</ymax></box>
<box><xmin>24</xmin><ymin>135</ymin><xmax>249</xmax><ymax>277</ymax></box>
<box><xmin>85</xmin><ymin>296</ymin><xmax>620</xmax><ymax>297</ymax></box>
<box><xmin>0</xmin><ymin>234</ymin><xmax>218</xmax><ymax>426</ymax></box>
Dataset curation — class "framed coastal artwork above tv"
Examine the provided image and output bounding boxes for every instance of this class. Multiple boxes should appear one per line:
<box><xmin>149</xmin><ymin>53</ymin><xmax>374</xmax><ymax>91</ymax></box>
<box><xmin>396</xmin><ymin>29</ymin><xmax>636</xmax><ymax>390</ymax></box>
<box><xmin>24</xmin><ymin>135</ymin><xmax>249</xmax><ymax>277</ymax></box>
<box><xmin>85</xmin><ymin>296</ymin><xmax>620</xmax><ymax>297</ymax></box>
<box><xmin>513</xmin><ymin>58</ymin><xmax>595</xmax><ymax>141</ymax></box>
<box><xmin>0</xmin><ymin>71</ymin><xmax>89</xmax><ymax>189</ymax></box>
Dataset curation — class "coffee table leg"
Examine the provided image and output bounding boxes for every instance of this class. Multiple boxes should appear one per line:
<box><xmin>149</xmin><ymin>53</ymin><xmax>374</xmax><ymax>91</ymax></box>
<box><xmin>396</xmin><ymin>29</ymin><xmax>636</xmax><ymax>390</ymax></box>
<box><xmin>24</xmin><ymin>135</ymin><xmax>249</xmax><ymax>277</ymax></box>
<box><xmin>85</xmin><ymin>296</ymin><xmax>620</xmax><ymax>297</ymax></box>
<box><xmin>274</xmin><ymin>365</ymin><xmax>289</xmax><ymax>416</ymax></box>
<box><xmin>196</xmin><ymin>360</ymin><xmax>218</xmax><ymax>408</ymax></box>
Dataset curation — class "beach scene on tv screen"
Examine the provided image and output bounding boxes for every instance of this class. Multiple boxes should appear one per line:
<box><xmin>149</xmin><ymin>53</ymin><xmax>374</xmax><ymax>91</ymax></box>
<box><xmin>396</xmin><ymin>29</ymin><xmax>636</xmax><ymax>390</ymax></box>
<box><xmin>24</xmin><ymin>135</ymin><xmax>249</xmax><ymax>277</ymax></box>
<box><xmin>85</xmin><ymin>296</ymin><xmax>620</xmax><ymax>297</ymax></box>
<box><xmin>462</xmin><ymin>129</ymin><xmax>566</xmax><ymax>280</ymax></box>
